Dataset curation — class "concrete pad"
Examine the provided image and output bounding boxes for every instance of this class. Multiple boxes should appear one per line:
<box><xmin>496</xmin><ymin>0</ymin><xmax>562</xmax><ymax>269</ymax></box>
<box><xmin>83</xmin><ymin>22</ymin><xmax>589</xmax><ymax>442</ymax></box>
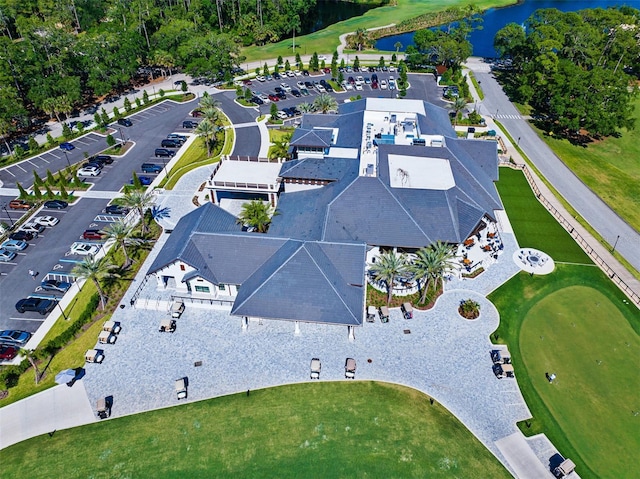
<box><xmin>495</xmin><ymin>432</ymin><xmax>555</xmax><ymax>479</ymax></box>
<box><xmin>0</xmin><ymin>380</ymin><xmax>96</xmax><ymax>449</ymax></box>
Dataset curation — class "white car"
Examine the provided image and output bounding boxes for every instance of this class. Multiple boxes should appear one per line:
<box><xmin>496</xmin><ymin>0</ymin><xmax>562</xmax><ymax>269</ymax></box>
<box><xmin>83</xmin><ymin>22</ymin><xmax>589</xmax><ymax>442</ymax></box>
<box><xmin>296</xmin><ymin>81</ymin><xmax>305</xmax><ymax>89</ymax></box>
<box><xmin>77</xmin><ymin>166</ymin><xmax>101</xmax><ymax>177</ymax></box>
<box><xmin>280</xmin><ymin>82</ymin><xmax>291</xmax><ymax>92</ymax></box>
<box><xmin>318</xmin><ymin>55</ymin><xmax>327</xmax><ymax>61</ymax></box>
<box><xmin>33</xmin><ymin>215</ymin><xmax>60</xmax><ymax>227</ymax></box>
<box><xmin>70</xmin><ymin>242</ymin><xmax>101</xmax><ymax>256</ymax></box>
<box><xmin>256</xmin><ymin>75</ymin><xmax>265</xmax><ymax>82</ymax></box>
<box><xmin>285</xmin><ymin>70</ymin><xmax>295</xmax><ymax>77</ymax></box>
<box><xmin>20</xmin><ymin>223</ymin><xmax>45</xmax><ymax>236</ymax></box>
<box><xmin>355</xmin><ymin>83</ymin><xmax>363</xmax><ymax>91</ymax></box>
<box><xmin>258</xmin><ymin>93</ymin><xmax>270</xmax><ymax>103</ymax></box>
<box><xmin>316</xmin><ymin>84</ymin><xmax>326</xmax><ymax>93</ymax></box>
<box><xmin>356</xmin><ymin>76</ymin><xmax>364</xmax><ymax>84</ymax></box>
<box><xmin>380</xmin><ymin>80</ymin><xmax>388</xmax><ymax>90</ymax></box>
<box><xmin>294</xmin><ymin>70</ymin><xmax>302</xmax><ymax>76</ymax></box>
<box><xmin>389</xmin><ymin>66</ymin><xmax>396</xmax><ymax>72</ymax></box>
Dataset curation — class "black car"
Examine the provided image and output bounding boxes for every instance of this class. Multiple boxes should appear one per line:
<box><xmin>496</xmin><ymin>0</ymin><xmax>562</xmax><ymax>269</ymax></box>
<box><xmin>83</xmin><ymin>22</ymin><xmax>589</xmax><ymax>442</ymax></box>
<box><xmin>304</xmin><ymin>81</ymin><xmax>313</xmax><ymax>89</ymax></box>
<box><xmin>43</xmin><ymin>200</ymin><xmax>68</xmax><ymax>209</ymax></box>
<box><xmin>290</xmin><ymin>89</ymin><xmax>301</xmax><ymax>97</ymax></box>
<box><xmin>182</xmin><ymin>120</ymin><xmax>199</xmax><ymax>128</ymax></box>
<box><xmin>9</xmin><ymin>231</ymin><xmax>35</xmax><ymax>241</ymax></box>
<box><xmin>15</xmin><ymin>297</ymin><xmax>56</xmax><ymax>315</ymax></box>
<box><xmin>155</xmin><ymin>148</ymin><xmax>176</xmax><ymax>157</ymax></box>
<box><xmin>302</xmin><ymin>70</ymin><xmax>310</xmax><ymax>76</ymax></box>
<box><xmin>95</xmin><ymin>155</ymin><xmax>114</xmax><ymax>164</ymax></box>
<box><xmin>161</xmin><ymin>139</ymin><xmax>180</xmax><ymax>148</ymax></box>
<box><xmin>83</xmin><ymin>161</ymin><xmax>103</xmax><ymax>169</ymax></box>
<box><xmin>251</xmin><ymin>96</ymin><xmax>264</xmax><ymax>105</ymax></box>
<box><xmin>105</xmin><ymin>205</ymin><xmax>129</xmax><ymax>215</ymax></box>
<box><xmin>274</xmin><ymin>86</ymin><xmax>283</xmax><ymax>93</ymax></box>
<box><xmin>276</xmin><ymin>92</ymin><xmax>287</xmax><ymax>100</ymax></box>
<box><xmin>273</xmin><ymin>72</ymin><xmax>281</xmax><ymax>80</ymax></box>
<box><xmin>117</xmin><ymin>118</ymin><xmax>133</xmax><ymax>127</ymax></box>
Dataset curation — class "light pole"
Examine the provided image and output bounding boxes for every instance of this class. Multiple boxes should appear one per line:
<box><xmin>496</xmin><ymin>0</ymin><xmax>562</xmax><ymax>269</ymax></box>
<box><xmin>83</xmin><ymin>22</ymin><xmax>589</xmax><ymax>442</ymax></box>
<box><xmin>517</xmin><ymin>136</ymin><xmax>521</xmax><ymax>145</ymax></box>
<box><xmin>2</xmin><ymin>203</ymin><xmax>15</xmax><ymax>227</ymax></box>
<box><xmin>611</xmin><ymin>235</ymin><xmax>620</xmax><ymax>253</ymax></box>
<box><xmin>62</xmin><ymin>150</ymin><xmax>71</xmax><ymax>168</ymax></box>
<box><xmin>495</xmin><ymin>109</ymin><xmax>499</xmax><ymax>118</ymax></box>
<box><xmin>118</xmin><ymin>127</ymin><xmax>125</xmax><ymax>145</ymax></box>
<box><xmin>57</xmin><ymin>300</ymin><xmax>68</xmax><ymax>320</ymax></box>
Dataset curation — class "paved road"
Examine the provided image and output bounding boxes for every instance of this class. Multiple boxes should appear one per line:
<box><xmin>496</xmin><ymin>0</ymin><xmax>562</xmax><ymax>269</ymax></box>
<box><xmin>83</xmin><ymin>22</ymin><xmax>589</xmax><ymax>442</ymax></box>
<box><xmin>465</xmin><ymin>57</ymin><xmax>640</xmax><ymax>273</ymax></box>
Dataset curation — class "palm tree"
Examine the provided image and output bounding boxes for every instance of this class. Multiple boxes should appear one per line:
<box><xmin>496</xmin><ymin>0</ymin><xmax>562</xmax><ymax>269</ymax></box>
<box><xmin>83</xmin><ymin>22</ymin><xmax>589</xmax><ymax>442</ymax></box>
<box><xmin>269</xmin><ymin>133</ymin><xmax>291</xmax><ymax>160</ymax></box>
<box><xmin>350</xmin><ymin>28</ymin><xmax>370</xmax><ymax>51</ymax></box>
<box><xmin>19</xmin><ymin>348</ymin><xmax>43</xmax><ymax>384</ymax></box>
<box><xmin>72</xmin><ymin>256</ymin><xmax>119</xmax><ymax>310</ymax></box>
<box><xmin>117</xmin><ymin>191</ymin><xmax>155</xmax><ymax>235</ymax></box>
<box><xmin>313</xmin><ymin>93</ymin><xmax>338</xmax><ymax>114</ymax></box>
<box><xmin>236</xmin><ymin>200</ymin><xmax>275</xmax><ymax>233</ymax></box>
<box><xmin>195</xmin><ymin>118</ymin><xmax>216</xmax><ymax>156</ymax></box>
<box><xmin>369</xmin><ymin>251</ymin><xmax>409</xmax><ymax>304</ymax></box>
<box><xmin>103</xmin><ymin>220</ymin><xmax>142</xmax><ymax>268</ymax></box>
<box><xmin>410</xmin><ymin>241</ymin><xmax>457</xmax><ymax>303</ymax></box>
<box><xmin>452</xmin><ymin>97</ymin><xmax>467</xmax><ymax>126</ymax></box>
<box><xmin>199</xmin><ymin>92</ymin><xmax>221</xmax><ymax>110</ymax></box>
<box><xmin>298</xmin><ymin>102</ymin><xmax>314</xmax><ymax>113</ymax></box>
<box><xmin>394</xmin><ymin>41</ymin><xmax>403</xmax><ymax>54</ymax></box>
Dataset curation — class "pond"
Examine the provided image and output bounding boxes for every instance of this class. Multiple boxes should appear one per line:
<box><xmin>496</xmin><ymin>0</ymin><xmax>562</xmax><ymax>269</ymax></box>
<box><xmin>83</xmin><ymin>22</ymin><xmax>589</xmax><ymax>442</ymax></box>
<box><xmin>374</xmin><ymin>0</ymin><xmax>640</xmax><ymax>58</ymax></box>
<box><xmin>301</xmin><ymin>0</ymin><xmax>385</xmax><ymax>35</ymax></box>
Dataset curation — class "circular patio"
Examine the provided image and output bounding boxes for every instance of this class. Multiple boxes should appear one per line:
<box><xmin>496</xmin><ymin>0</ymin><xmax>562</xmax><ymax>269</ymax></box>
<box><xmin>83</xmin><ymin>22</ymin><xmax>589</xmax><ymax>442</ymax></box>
<box><xmin>512</xmin><ymin>248</ymin><xmax>555</xmax><ymax>275</ymax></box>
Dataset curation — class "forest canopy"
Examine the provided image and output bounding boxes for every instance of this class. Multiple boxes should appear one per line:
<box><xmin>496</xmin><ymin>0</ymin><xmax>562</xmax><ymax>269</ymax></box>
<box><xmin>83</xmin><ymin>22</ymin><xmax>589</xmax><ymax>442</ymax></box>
<box><xmin>494</xmin><ymin>7</ymin><xmax>640</xmax><ymax>138</ymax></box>
<box><xmin>0</xmin><ymin>0</ymin><xmax>317</xmax><ymax>134</ymax></box>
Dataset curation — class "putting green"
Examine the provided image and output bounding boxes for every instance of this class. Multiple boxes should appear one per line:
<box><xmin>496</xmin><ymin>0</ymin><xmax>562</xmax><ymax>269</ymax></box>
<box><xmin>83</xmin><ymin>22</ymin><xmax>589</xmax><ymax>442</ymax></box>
<box><xmin>520</xmin><ymin>285</ymin><xmax>640</xmax><ymax>478</ymax></box>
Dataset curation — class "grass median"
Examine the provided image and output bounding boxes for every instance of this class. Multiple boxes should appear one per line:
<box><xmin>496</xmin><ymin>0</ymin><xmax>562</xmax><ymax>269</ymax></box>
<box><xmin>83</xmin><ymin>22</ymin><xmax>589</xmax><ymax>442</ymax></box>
<box><xmin>0</xmin><ymin>381</ymin><xmax>511</xmax><ymax>478</ymax></box>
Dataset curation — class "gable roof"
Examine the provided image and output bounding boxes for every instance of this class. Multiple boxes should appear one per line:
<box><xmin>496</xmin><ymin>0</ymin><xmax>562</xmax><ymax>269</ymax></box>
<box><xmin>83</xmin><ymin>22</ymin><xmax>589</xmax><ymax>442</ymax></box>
<box><xmin>290</xmin><ymin>128</ymin><xmax>333</xmax><ymax>147</ymax></box>
<box><xmin>232</xmin><ymin>241</ymin><xmax>366</xmax><ymax>325</ymax></box>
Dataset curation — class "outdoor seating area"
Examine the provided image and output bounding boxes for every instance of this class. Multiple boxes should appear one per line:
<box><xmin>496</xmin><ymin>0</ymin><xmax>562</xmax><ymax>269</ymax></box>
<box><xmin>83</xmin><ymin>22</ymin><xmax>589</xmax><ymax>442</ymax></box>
<box><xmin>513</xmin><ymin>248</ymin><xmax>555</xmax><ymax>275</ymax></box>
<box><xmin>456</xmin><ymin>221</ymin><xmax>504</xmax><ymax>276</ymax></box>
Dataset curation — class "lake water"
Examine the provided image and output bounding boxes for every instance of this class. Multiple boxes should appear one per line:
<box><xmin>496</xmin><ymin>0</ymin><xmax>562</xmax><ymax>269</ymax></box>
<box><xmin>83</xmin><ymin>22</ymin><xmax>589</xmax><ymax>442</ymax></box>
<box><xmin>375</xmin><ymin>0</ymin><xmax>640</xmax><ymax>57</ymax></box>
<box><xmin>301</xmin><ymin>0</ymin><xmax>384</xmax><ymax>35</ymax></box>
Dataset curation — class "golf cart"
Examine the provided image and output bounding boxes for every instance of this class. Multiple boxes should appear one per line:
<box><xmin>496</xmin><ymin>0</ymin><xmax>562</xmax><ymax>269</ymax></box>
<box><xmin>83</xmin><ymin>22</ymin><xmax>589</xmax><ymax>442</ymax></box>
<box><xmin>553</xmin><ymin>458</ymin><xmax>576</xmax><ymax>477</ymax></box>
<box><xmin>491</xmin><ymin>349</ymin><xmax>511</xmax><ymax>364</ymax></box>
<box><xmin>493</xmin><ymin>363</ymin><xmax>515</xmax><ymax>379</ymax></box>
<box><xmin>378</xmin><ymin>306</ymin><xmax>389</xmax><ymax>323</ymax></box>
<box><xmin>366</xmin><ymin>306</ymin><xmax>376</xmax><ymax>323</ymax></box>
<box><xmin>85</xmin><ymin>349</ymin><xmax>105</xmax><ymax>364</ymax></box>
<box><xmin>310</xmin><ymin>358</ymin><xmax>321</xmax><ymax>379</ymax></box>
<box><xmin>175</xmin><ymin>377</ymin><xmax>188</xmax><ymax>399</ymax></box>
<box><xmin>102</xmin><ymin>320</ymin><xmax>121</xmax><ymax>334</ymax></box>
<box><xmin>170</xmin><ymin>300</ymin><xmax>185</xmax><ymax>318</ymax></box>
<box><xmin>401</xmin><ymin>302</ymin><xmax>413</xmax><ymax>319</ymax></box>
<box><xmin>98</xmin><ymin>330</ymin><xmax>117</xmax><ymax>344</ymax></box>
<box><xmin>159</xmin><ymin>318</ymin><xmax>176</xmax><ymax>333</ymax></box>
<box><xmin>345</xmin><ymin>358</ymin><xmax>356</xmax><ymax>379</ymax></box>
<box><xmin>96</xmin><ymin>397</ymin><xmax>111</xmax><ymax>419</ymax></box>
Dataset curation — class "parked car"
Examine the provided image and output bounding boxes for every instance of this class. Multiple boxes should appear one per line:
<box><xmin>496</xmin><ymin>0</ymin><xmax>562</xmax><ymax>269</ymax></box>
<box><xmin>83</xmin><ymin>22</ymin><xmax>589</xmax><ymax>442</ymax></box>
<box><xmin>276</xmin><ymin>92</ymin><xmax>287</xmax><ymax>100</ymax></box>
<box><xmin>0</xmin><ymin>344</ymin><xmax>18</xmax><ymax>360</ymax></box>
<box><xmin>15</xmin><ymin>297</ymin><xmax>56</xmax><ymax>315</ymax></box>
<box><xmin>9</xmin><ymin>200</ymin><xmax>31</xmax><ymax>210</ymax></box>
<box><xmin>155</xmin><ymin>148</ymin><xmax>175</xmax><ymax>158</ymax></box>
<box><xmin>131</xmin><ymin>176</ymin><xmax>152</xmax><ymax>186</ymax></box>
<box><xmin>166</xmin><ymin>134</ymin><xmax>187</xmax><ymax>144</ymax></box>
<box><xmin>296</xmin><ymin>81</ymin><xmax>305</xmax><ymax>89</ymax></box>
<box><xmin>40</xmin><ymin>278</ymin><xmax>72</xmax><ymax>293</ymax></box>
<box><xmin>299</xmin><ymin>88</ymin><xmax>310</xmax><ymax>96</ymax></box>
<box><xmin>82</xmin><ymin>229</ymin><xmax>106</xmax><ymax>240</ymax></box>
<box><xmin>33</xmin><ymin>215</ymin><xmax>60</xmax><ymax>226</ymax></box>
<box><xmin>182</xmin><ymin>120</ymin><xmax>199</xmax><ymax>129</ymax></box>
<box><xmin>0</xmin><ymin>329</ymin><xmax>32</xmax><ymax>346</ymax></box>
<box><xmin>78</xmin><ymin>166</ymin><xmax>101</xmax><ymax>177</ymax></box>
<box><xmin>59</xmin><ymin>142</ymin><xmax>75</xmax><ymax>151</ymax></box>
<box><xmin>105</xmin><ymin>205</ymin><xmax>129</xmax><ymax>215</ymax></box>
<box><xmin>276</xmin><ymin>110</ymin><xmax>288</xmax><ymax>120</ymax></box>
<box><xmin>20</xmin><ymin>223</ymin><xmax>45</xmax><ymax>235</ymax></box>
<box><xmin>1</xmin><ymin>239</ymin><xmax>28</xmax><ymax>251</ymax></box>
<box><xmin>9</xmin><ymin>231</ymin><xmax>34</xmax><ymax>241</ymax></box>
<box><xmin>0</xmin><ymin>249</ymin><xmax>17</xmax><ymax>262</ymax></box>
<box><xmin>161</xmin><ymin>139</ymin><xmax>180</xmax><ymax>148</ymax></box>
<box><xmin>280</xmin><ymin>82</ymin><xmax>292</xmax><ymax>92</ymax></box>
<box><xmin>70</xmin><ymin>242</ymin><xmax>101</xmax><ymax>256</ymax></box>
<box><xmin>268</xmin><ymin>94</ymin><xmax>279</xmax><ymax>102</ymax></box>
<box><xmin>141</xmin><ymin>163</ymin><xmax>163</xmax><ymax>173</ymax></box>
<box><xmin>117</xmin><ymin>118</ymin><xmax>133</xmax><ymax>127</ymax></box>
<box><xmin>251</xmin><ymin>96</ymin><xmax>264</xmax><ymax>105</ymax></box>
<box><xmin>43</xmin><ymin>199</ymin><xmax>68</xmax><ymax>209</ymax></box>
<box><xmin>94</xmin><ymin>155</ymin><xmax>114</xmax><ymax>164</ymax></box>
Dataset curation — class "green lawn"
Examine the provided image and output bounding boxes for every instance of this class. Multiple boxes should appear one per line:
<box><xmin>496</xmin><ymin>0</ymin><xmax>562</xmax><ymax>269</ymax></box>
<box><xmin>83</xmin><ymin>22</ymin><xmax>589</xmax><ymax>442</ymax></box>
<box><xmin>241</xmin><ymin>0</ymin><xmax>514</xmax><ymax>63</ymax></box>
<box><xmin>496</xmin><ymin>167</ymin><xmax>591</xmax><ymax>264</ymax></box>
<box><xmin>536</xmin><ymin>98</ymin><xmax>640</xmax><ymax>233</ymax></box>
<box><xmin>0</xmin><ymin>382</ymin><xmax>510</xmax><ymax>478</ymax></box>
<box><xmin>490</xmin><ymin>164</ymin><xmax>639</xmax><ymax>478</ymax></box>
<box><xmin>489</xmin><ymin>266</ymin><xmax>640</xmax><ymax>479</ymax></box>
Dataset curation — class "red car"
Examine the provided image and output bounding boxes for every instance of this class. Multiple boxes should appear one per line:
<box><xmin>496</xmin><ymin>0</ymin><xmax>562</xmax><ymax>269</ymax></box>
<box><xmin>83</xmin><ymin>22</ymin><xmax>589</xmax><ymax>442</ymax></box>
<box><xmin>9</xmin><ymin>200</ymin><xmax>31</xmax><ymax>210</ymax></box>
<box><xmin>82</xmin><ymin>229</ymin><xmax>105</xmax><ymax>240</ymax></box>
<box><xmin>268</xmin><ymin>94</ymin><xmax>279</xmax><ymax>102</ymax></box>
<box><xmin>0</xmin><ymin>344</ymin><xmax>17</xmax><ymax>360</ymax></box>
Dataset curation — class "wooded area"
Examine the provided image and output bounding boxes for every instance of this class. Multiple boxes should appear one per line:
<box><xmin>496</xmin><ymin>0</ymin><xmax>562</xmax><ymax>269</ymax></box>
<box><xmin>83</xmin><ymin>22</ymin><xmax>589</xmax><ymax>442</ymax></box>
<box><xmin>493</xmin><ymin>7</ymin><xmax>640</xmax><ymax>138</ymax></box>
<box><xmin>0</xmin><ymin>0</ymin><xmax>317</xmax><ymax>139</ymax></box>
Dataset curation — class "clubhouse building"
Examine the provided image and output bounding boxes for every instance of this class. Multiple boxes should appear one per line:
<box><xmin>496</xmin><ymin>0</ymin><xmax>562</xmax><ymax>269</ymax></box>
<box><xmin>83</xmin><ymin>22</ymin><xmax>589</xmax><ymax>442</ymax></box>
<box><xmin>146</xmin><ymin>98</ymin><xmax>503</xmax><ymax>335</ymax></box>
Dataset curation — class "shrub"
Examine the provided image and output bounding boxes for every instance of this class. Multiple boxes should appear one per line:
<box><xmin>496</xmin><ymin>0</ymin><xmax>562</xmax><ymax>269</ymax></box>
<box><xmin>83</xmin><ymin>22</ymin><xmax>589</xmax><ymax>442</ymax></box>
<box><xmin>135</xmin><ymin>97</ymin><xmax>142</xmax><ymax>108</ymax></box>
<box><xmin>458</xmin><ymin>299</ymin><xmax>480</xmax><ymax>319</ymax></box>
<box><xmin>100</xmin><ymin>108</ymin><xmax>109</xmax><ymax>126</ymax></box>
<box><xmin>143</xmin><ymin>90</ymin><xmax>150</xmax><ymax>104</ymax></box>
<box><xmin>62</xmin><ymin>122</ymin><xmax>72</xmax><ymax>139</ymax></box>
<box><xmin>28</xmin><ymin>137</ymin><xmax>38</xmax><ymax>152</ymax></box>
<box><xmin>94</xmin><ymin>112</ymin><xmax>103</xmax><ymax>127</ymax></box>
<box><xmin>46</xmin><ymin>133</ymin><xmax>54</xmax><ymax>146</ymax></box>
<box><xmin>123</xmin><ymin>97</ymin><xmax>132</xmax><ymax>111</ymax></box>
<box><xmin>113</xmin><ymin>106</ymin><xmax>121</xmax><ymax>119</ymax></box>
<box><xmin>159</xmin><ymin>89</ymin><xmax>165</xmax><ymax>97</ymax></box>
<box><xmin>13</xmin><ymin>145</ymin><xmax>24</xmax><ymax>159</ymax></box>
<box><xmin>106</xmin><ymin>134</ymin><xmax>116</xmax><ymax>147</ymax></box>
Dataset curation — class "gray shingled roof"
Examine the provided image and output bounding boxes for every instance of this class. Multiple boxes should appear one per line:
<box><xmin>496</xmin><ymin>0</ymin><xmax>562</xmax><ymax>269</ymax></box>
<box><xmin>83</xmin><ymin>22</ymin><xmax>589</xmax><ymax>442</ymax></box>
<box><xmin>278</xmin><ymin>156</ymin><xmax>356</xmax><ymax>181</ymax></box>
<box><xmin>290</xmin><ymin>128</ymin><xmax>333</xmax><ymax>147</ymax></box>
<box><xmin>148</xmin><ymin>203</ymin><xmax>241</xmax><ymax>275</ymax></box>
<box><xmin>232</xmin><ymin>241</ymin><xmax>366</xmax><ymax>325</ymax></box>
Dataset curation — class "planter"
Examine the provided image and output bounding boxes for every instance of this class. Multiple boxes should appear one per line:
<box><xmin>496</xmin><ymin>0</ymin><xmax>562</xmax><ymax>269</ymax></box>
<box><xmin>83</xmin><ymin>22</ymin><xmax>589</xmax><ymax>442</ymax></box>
<box><xmin>458</xmin><ymin>299</ymin><xmax>480</xmax><ymax>320</ymax></box>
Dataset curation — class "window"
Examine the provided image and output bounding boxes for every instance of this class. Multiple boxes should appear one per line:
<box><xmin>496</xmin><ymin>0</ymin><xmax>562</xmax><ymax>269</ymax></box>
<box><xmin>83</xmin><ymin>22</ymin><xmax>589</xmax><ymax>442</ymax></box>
<box><xmin>179</xmin><ymin>264</ymin><xmax>185</xmax><ymax>271</ymax></box>
<box><xmin>194</xmin><ymin>285</ymin><xmax>210</xmax><ymax>293</ymax></box>
<box><xmin>218</xmin><ymin>284</ymin><xmax>226</xmax><ymax>291</ymax></box>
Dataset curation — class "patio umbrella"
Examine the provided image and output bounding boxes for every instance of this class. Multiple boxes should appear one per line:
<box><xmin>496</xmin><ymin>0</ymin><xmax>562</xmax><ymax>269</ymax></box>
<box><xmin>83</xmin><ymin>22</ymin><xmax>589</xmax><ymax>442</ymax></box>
<box><xmin>55</xmin><ymin>369</ymin><xmax>76</xmax><ymax>385</ymax></box>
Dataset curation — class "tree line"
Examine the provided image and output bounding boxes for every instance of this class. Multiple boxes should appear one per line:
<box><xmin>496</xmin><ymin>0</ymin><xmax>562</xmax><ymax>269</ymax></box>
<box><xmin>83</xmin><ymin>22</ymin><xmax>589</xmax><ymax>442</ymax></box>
<box><xmin>0</xmin><ymin>0</ymin><xmax>317</xmax><ymax>141</ymax></box>
<box><xmin>493</xmin><ymin>6</ymin><xmax>640</xmax><ymax>138</ymax></box>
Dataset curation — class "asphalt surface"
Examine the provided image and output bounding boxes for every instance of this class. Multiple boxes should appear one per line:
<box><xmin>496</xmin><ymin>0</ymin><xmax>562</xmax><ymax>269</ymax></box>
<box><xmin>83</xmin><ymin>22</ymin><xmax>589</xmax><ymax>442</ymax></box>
<box><xmin>0</xmin><ymin>99</ymin><xmax>199</xmax><ymax>334</ymax></box>
<box><xmin>466</xmin><ymin>58</ymin><xmax>640</xmax><ymax>272</ymax></box>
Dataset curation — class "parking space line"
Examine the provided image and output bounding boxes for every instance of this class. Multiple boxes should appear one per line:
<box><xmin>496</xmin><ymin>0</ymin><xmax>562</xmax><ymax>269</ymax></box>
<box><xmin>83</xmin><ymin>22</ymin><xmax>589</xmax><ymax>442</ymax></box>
<box><xmin>4</xmin><ymin>169</ymin><xmax>16</xmax><ymax>177</ymax></box>
<box><xmin>46</xmin><ymin>152</ymin><xmax>61</xmax><ymax>159</ymax></box>
<box><xmin>9</xmin><ymin>317</ymin><xmax>45</xmax><ymax>322</ymax></box>
<box><xmin>38</xmin><ymin>156</ymin><xmax>50</xmax><ymax>163</ymax></box>
<box><xmin>75</xmin><ymin>139</ymin><xmax>91</xmax><ymax>145</ymax></box>
<box><xmin>14</xmin><ymin>164</ymin><xmax>27</xmax><ymax>172</ymax></box>
<box><xmin>27</xmin><ymin>159</ymin><xmax>38</xmax><ymax>167</ymax></box>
